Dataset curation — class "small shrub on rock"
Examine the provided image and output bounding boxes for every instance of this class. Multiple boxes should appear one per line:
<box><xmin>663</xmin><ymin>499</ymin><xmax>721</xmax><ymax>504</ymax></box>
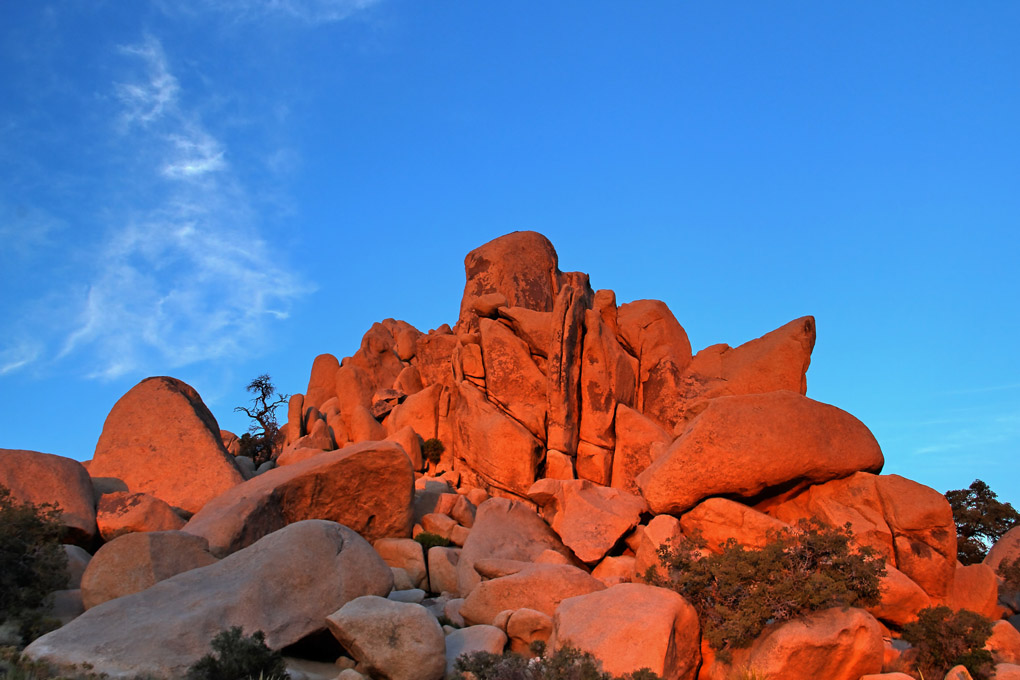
<box><xmin>422</xmin><ymin>438</ymin><xmax>445</xmax><ymax>466</ymax></box>
<box><xmin>185</xmin><ymin>627</ymin><xmax>289</xmax><ymax>680</ymax></box>
<box><xmin>945</xmin><ymin>479</ymin><xmax>1020</xmax><ymax>564</ymax></box>
<box><xmin>650</xmin><ymin>518</ymin><xmax>886</xmax><ymax>661</ymax></box>
<box><xmin>414</xmin><ymin>531</ymin><xmax>451</xmax><ymax>551</ymax></box>
<box><xmin>0</xmin><ymin>484</ymin><xmax>68</xmax><ymax>639</ymax></box>
<box><xmin>998</xmin><ymin>555</ymin><xmax>1020</xmax><ymax>593</ymax></box>
<box><xmin>452</xmin><ymin>643</ymin><xmax>662</xmax><ymax>680</ymax></box>
<box><xmin>901</xmin><ymin>605</ymin><xmax>994</xmax><ymax>680</ymax></box>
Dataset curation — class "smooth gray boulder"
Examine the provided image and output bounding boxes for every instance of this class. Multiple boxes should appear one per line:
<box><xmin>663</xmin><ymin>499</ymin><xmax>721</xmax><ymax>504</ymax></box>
<box><xmin>25</xmin><ymin>520</ymin><xmax>394</xmax><ymax>679</ymax></box>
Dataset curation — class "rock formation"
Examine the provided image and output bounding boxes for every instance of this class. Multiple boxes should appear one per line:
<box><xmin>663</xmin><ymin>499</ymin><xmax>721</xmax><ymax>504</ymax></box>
<box><xmin>10</xmin><ymin>231</ymin><xmax>996</xmax><ymax>680</ymax></box>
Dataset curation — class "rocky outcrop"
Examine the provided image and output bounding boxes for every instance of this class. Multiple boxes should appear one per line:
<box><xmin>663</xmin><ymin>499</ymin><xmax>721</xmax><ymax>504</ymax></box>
<box><xmin>326</xmin><ymin>596</ymin><xmax>446</xmax><ymax>680</ymax></box>
<box><xmin>25</xmin><ymin>521</ymin><xmax>393</xmax><ymax>679</ymax></box>
<box><xmin>0</xmin><ymin>449</ymin><xmax>97</xmax><ymax>546</ymax></box>
<box><xmin>183</xmin><ymin>440</ymin><xmax>414</xmax><ymax>556</ymax></box>
<box><xmin>88</xmin><ymin>377</ymin><xmax>244</xmax><ymax>515</ymax></box>
<box><xmin>460</xmin><ymin>564</ymin><xmax>605</xmax><ymax>626</ymax></box>
<box><xmin>637</xmin><ymin>391</ymin><xmax>884</xmax><ymax>514</ymax></box>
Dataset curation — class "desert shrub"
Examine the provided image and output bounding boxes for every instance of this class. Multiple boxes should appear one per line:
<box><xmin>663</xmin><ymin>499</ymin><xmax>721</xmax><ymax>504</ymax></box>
<box><xmin>0</xmin><ymin>485</ymin><xmax>68</xmax><ymax>635</ymax></box>
<box><xmin>0</xmin><ymin>646</ymin><xmax>111</xmax><ymax>680</ymax></box>
<box><xmin>452</xmin><ymin>643</ymin><xmax>662</xmax><ymax>680</ymax></box>
<box><xmin>650</xmin><ymin>519</ymin><xmax>886</xmax><ymax>661</ymax></box>
<box><xmin>945</xmin><ymin>479</ymin><xmax>1020</xmax><ymax>564</ymax></box>
<box><xmin>901</xmin><ymin>605</ymin><xmax>994</xmax><ymax>680</ymax></box>
<box><xmin>185</xmin><ymin>627</ymin><xmax>289</xmax><ymax>680</ymax></box>
<box><xmin>422</xmin><ymin>438</ymin><xmax>445</xmax><ymax>466</ymax></box>
<box><xmin>414</xmin><ymin>531</ymin><xmax>451</xmax><ymax>551</ymax></box>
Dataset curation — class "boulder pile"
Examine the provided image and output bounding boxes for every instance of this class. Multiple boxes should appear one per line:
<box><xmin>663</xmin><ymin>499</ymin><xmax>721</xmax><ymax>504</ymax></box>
<box><xmin>3</xmin><ymin>232</ymin><xmax>1016</xmax><ymax>680</ymax></box>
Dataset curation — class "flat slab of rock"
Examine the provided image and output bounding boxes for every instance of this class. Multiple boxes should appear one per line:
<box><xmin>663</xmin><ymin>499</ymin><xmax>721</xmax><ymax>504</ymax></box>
<box><xmin>327</xmin><ymin>595</ymin><xmax>445</xmax><ymax>680</ymax></box>
<box><xmin>636</xmin><ymin>391</ymin><xmax>884</xmax><ymax>514</ymax></box>
<box><xmin>25</xmin><ymin>521</ymin><xmax>394</xmax><ymax>679</ymax></box>
<box><xmin>184</xmin><ymin>440</ymin><xmax>414</xmax><ymax>556</ymax></box>
<box><xmin>87</xmin><ymin>377</ymin><xmax>244</xmax><ymax>515</ymax></box>
<box><xmin>0</xmin><ymin>449</ymin><xmax>97</xmax><ymax>545</ymax></box>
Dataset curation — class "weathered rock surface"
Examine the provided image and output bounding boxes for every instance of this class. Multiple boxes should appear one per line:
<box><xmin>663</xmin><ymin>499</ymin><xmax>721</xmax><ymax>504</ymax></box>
<box><xmin>680</xmin><ymin>497</ymin><xmax>789</xmax><ymax>553</ymax></box>
<box><xmin>80</xmin><ymin>531</ymin><xmax>217</xmax><ymax>609</ymax></box>
<box><xmin>681</xmin><ymin>316</ymin><xmax>815</xmax><ymax>405</ymax></box>
<box><xmin>616</xmin><ymin>299</ymin><xmax>692</xmax><ymax>431</ymax></box>
<box><xmin>444</xmin><ymin>625</ymin><xmax>508</xmax><ymax>677</ymax></box>
<box><xmin>479</xmin><ymin>318</ymin><xmax>548</xmax><ymax>439</ymax></box>
<box><xmin>950</xmin><ymin>562</ymin><xmax>1000</xmax><ymax>619</ymax></box>
<box><xmin>96</xmin><ymin>491</ymin><xmax>185</xmax><ymax>541</ymax></box>
<box><xmin>184</xmin><ymin>440</ymin><xmax>414</xmax><ymax>556</ymax></box>
<box><xmin>457</xmin><ymin>497</ymin><xmax>576</xmax><ymax>597</ymax></box>
<box><xmin>578</xmin><ymin>309</ymin><xmax>637</xmax><ymax>451</ymax></box>
<box><xmin>637</xmin><ymin>391</ymin><xmax>884</xmax><ymax>514</ymax></box>
<box><xmin>551</xmin><ymin>583</ymin><xmax>700</xmax><ymax>680</ymax></box>
<box><xmin>610</xmin><ymin>404</ymin><xmax>671</xmax><ymax>494</ymax></box>
<box><xmin>707</xmin><ymin>608</ymin><xmax>883</xmax><ymax>680</ymax></box>
<box><xmin>460</xmin><ymin>564</ymin><xmax>605</xmax><ymax>626</ymax></box>
<box><xmin>304</xmin><ymin>353</ymin><xmax>341</xmax><ymax>410</ymax></box>
<box><xmin>528</xmin><ymin>478</ymin><xmax>647</xmax><ymax>564</ymax></box>
<box><xmin>459</xmin><ymin>231</ymin><xmax>561</xmax><ymax>325</ymax></box>
<box><xmin>327</xmin><ymin>596</ymin><xmax>445</xmax><ymax>680</ymax></box>
<box><xmin>448</xmin><ymin>383</ymin><xmax>543</xmax><ymax>497</ymax></box>
<box><xmin>0</xmin><ymin>449</ymin><xmax>97</xmax><ymax>545</ymax></box>
<box><xmin>88</xmin><ymin>377</ymin><xmax>244</xmax><ymax>515</ymax></box>
<box><xmin>25</xmin><ymin>521</ymin><xmax>393</xmax><ymax>679</ymax></box>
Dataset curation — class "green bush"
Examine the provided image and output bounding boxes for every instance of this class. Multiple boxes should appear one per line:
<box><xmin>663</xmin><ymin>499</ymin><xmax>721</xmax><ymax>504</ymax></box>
<box><xmin>901</xmin><ymin>605</ymin><xmax>994</xmax><ymax>680</ymax></box>
<box><xmin>0</xmin><ymin>485</ymin><xmax>69</xmax><ymax>636</ymax></box>
<box><xmin>422</xmin><ymin>438</ymin><xmax>445</xmax><ymax>466</ymax></box>
<box><xmin>945</xmin><ymin>479</ymin><xmax>1020</xmax><ymax>564</ymax></box>
<box><xmin>452</xmin><ymin>643</ymin><xmax>662</xmax><ymax>680</ymax></box>
<box><xmin>649</xmin><ymin>519</ymin><xmax>886</xmax><ymax>661</ymax></box>
<box><xmin>0</xmin><ymin>646</ymin><xmax>110</xmax><ymax>680</ymax></box>
<box><xmin>185</xmin><ymin>627</ymin><xmax>289</xmax><ymax>680</ymax></box>
<box><xmin>414</xmin><ymin>531</ymin><xmax>451</xmax><ymax>551</ymax></box>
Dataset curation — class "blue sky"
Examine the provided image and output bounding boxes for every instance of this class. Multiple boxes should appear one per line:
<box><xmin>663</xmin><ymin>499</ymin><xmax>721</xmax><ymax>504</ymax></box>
<box><xmin>2</xmin><ymin>2</ymin><xmax>1018</xmax><ymax>506</ymax></box>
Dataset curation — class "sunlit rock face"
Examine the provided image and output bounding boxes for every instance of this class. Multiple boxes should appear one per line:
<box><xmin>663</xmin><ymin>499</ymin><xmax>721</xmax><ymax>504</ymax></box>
<box><xmin>16</xmin><ymin>231</ymin><xmax>967</xmax><ymax>680</ymax></box>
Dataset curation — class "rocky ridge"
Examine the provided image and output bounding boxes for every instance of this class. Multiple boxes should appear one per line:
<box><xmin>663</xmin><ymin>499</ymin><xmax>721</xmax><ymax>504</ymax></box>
<box><xmin>3</xmin><ymin>231</ymin><xmax>1017</xmax><ymax>680</ymax></box>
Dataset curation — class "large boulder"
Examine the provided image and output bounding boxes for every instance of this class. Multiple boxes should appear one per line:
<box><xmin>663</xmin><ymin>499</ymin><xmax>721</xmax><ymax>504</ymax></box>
<box><xmin>25</xmin><ymin>521</ymin><xmax>394</xmax><ymax>679</ymax></box>
<box><xmin>680</xmin><ymin>316</ymin><xmax>815</xmax><ymax>405</ymax></box>
<box><xmin>0</xmin><ymin>449</ymin><xmax>97</xmax><ymax>546</ymax></box>
<box><xmin>550</xmin><ymin>583</ymin><xmax>700</xmax><ymax>680</ymax></box>
<box><xmin>636</xmin><ymin>391</ymin><xmax>884</xmax><ymax>514</ymax></box>
<box><xmin>460</xmin><ymin>564</ymin><xmax>606</xmax><ymax>626</ymax></box>
<box><xmin>577</xmin><ymin>309</ymin><xmax>638</xmax><ymax>452</ymax></box>
<box><xmin>458</xmin><ymin>231</ymin><xmax>562</xmax><ymax>325</ymax></box>
<box><xmin>304</xmin><ymin>353</ymin><xmax>341</xmax><ymax>410</ymax></box>
<box><xmin>457</xmin><ymin>497</ymin><xmax>576</xmax><ymax>597</ymax></box>
<box><xmin>950</xmin><ymin>563</ymin><xmax>1000</xmax><ymax>619</ymax></box>
<box><xmin>546</xmin><ymin>279</ymin><xmax>593</xmax><ymax>456</ymax></box>
<box><xmin>679</xmin><ymin>497</ymin><xmax>789</xmax><ymax>553</ymax></box>
<box><xmin>610</xmin><ymin>404</ymin><xmax>671</xmax><ymax>495</ymax></box>
<box><xmin>479</xmin><ymin>318</ymin><xmax>548</xmax><ymax>439</ymax></box>
<box><xmin>183</xmin><ymin>441</ymin><xmax>414</xmax><ymax>556</ymax></box>
<box><xmin>87</xmin><ymin>377</ymin><xmax>244</xmax><ymax>515</ymax></box>
<box><xmin>80</xmin><ymin>531</ymin><xmax>217</xmax><ymax>609</ymax></box>
<box><xmin>444</xmin><ymin>625</ymin><xmax>508</xmax><ymax>677</ymax></box>
<box><xmin>707</xmin><ymin>608</ymin><xmax>884</xmax><ymax>680</ymax></box>
<box><xmin>528</xmin><ymin>479</ymin><xmax>647</xmax><ymax>564</ymax></box>
<box><xmin>448</xmin><ymin>382</ymin><xmax>543</xmax><ymax>497</ymax></box>
<box><xmin>326</xmin><ymin>596</ymin><xmax>445</xmax><ymax>680</ymax></box>
<box><xmin>96</xmin><ymin>491</ymin><xmax>185</xmax><ymax>541</ymax></box>
<box><xmin>615</xmin><ymin>299</ymin><xmax>692</xmax><ymax>432</ymax></box>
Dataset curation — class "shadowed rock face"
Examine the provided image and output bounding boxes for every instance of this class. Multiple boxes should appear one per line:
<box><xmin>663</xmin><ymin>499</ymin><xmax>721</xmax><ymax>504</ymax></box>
<box><xmin>88</xmin><ymin>376</ymin><xmax>244</xmax><ymax>515</ymax></box>
<box><xmin>25</xmin><ymin>521</ymin><xmax>394</xmax><ymax>679</ymax></box>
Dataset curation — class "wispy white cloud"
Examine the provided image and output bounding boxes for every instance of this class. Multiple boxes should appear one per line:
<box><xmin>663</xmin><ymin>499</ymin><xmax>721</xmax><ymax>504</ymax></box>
<box><xmin>0</xmin><ymin>343</ymin><xmax>41</xmax><ymax>375</ymax></box>
<box><xmin>54</xmin><ymin>36</ymin><xmax>309</xmax><ymax>380</ymax></box>
<box><xmin>161</xmin><ymin>0</ymin><xmax>383</xmax><ymax>25</ymax></box>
